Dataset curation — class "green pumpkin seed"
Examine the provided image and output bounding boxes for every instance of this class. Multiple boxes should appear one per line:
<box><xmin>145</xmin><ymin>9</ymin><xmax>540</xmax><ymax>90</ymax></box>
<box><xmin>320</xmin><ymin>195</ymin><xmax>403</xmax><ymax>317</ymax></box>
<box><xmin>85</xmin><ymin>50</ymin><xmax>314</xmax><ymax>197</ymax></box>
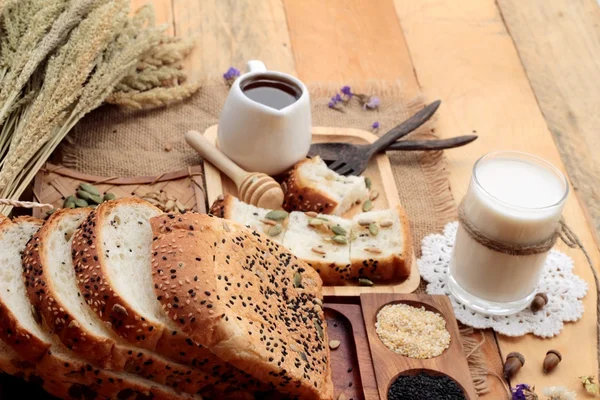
<box><xmin>308</xmin><ymin>218</ymin><xmax>323</xmax><ymax>227</ymax></box>
<box><xmin>332</xmin><ymin>235</ymin><xmax>348</xmax><ymax>245</ymax></box>
<box><xmin>89</xmin><ymin>194</ymin><xmax>103</xmax><ymax>204</ymax></box>
<box><xmin>78</xmin><ymin>182</ymin><xmax>100</xmax><ymax>196</ymax></box>
<box><xmin>369</xmin><ymin>223</ymin><xmax>379</xmax><ymax>236</ymax></box>
<box><xmin>331</xmin><ymin>225</ymin><xmax>347</xmax><ymax>236</ymax></box>
<box><xmin>362</xmin><ymin>199</ymin><xmax>373</xmax><ymax>212</ymax></box>
<box><xmin>46</xmin><ymin>209</ymin><xmax>56</xmax><ymax>216</ymax></box>
<box><xmin>316</xmin><ymin>216</ymin><xmax>329</xmax><ymax>222</ymax></box>
<box><xmin>103</xmin><ymin>192</ymin><xmax>116</xmax><ymax>201</ymax></box>
<box><xmin>299</xmin><ymin>351</ymin><xmax>308</xmax><ymax>362</ymax></box>
<box><xmin>365</xmin><ymin>177</ymin><xmax>372</xmax><ymax>190</ymax></box>
<box><xmin>77</xmin><ymin>190</ymin><xmax>93</xmax><ymax>201</ymax></box>
<box><xmin>74</xmin><ymin>198</ymin><xmax>88</xmax><ymax>208</ymax></box>
<box><xmin>293</xmin><ymin>272</ymin><xmax>302</xmax><ymax>288</ymax></box>
<box><xmin>359</xmin><ymin>278</ymin><xmax>374</xmax><ymax>287</ymax></box>
<box><xmin>265</xmin><ymin>210</ymin><xmax>288</xmax><ymax>221</ymax></box>
<box><xmin>313</xmin><ymin>318</ymin><xmax>324</xmax><ymax>340</ymax></box>
<box><xmin>268</xmin><ymin>225</ymin><xmax>282</xmax><ymax>237</ymax></box>
<box><xmin>63</xmin><ymin>196</ymin><xmax>76</xmax><ymax>209</ymax></box>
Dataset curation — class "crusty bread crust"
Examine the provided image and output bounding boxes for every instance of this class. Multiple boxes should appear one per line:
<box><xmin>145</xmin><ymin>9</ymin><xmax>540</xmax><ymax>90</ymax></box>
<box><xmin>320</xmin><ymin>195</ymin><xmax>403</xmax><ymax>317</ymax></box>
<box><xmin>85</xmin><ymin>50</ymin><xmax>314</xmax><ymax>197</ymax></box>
<box><xmin>208</xmin><ymin>195</ymin><xmax>233</xmax><ymax>219</ymax></box>
<box><xmin>301</xmin><ymin>259</ymin><xmax>352</xmax><ymax>286</ymax></box>
<box><xmin>36</xmin><ymin>348</ymin><xmax>200</xmax><ymax>400</ymax></box>
<box><xmin>151</xmin><ymin>213</ymin><xmax>334</xmax><ymax>400</ymax></box>
<box><xmin>281</xmin><ymin>158</ymin><xmax>339</xmax><ymax>214</ymax></box>
<box><xmin>72</xmin><ymin>198</ymin><xmax>166</xmax><ymax>349</ymax></box>
<box><xmin>0</xmin><ymin>216</ymin><xmax>49</xmax><ymax>362</ymax></box>
<box><xmin>350</xmin><ymin>205</ymin><xmax>413</xmax><ymax>282</ymax></box>
<box><xmin>22</xmin><ymin>208</ymin><xmax>115</xmax><ymax>365</ymax></box>
<box><xmin>71</xmin><ymin>199</ymin><xmax>264</xmax><ymax>396</ymax></box>
<box><xmin>22</xmin><ymin>207</ymin><xmax>222</xmax><ymax>394</ymax></box>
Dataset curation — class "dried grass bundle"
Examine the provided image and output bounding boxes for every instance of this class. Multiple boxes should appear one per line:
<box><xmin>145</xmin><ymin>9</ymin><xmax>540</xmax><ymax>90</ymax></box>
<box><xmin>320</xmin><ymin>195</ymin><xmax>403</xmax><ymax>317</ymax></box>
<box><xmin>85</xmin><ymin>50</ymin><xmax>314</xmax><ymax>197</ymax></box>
<box><xmin>0</xmin><ymin>0</ymin><xmax>199</xmax><ymax>214</ymax></box>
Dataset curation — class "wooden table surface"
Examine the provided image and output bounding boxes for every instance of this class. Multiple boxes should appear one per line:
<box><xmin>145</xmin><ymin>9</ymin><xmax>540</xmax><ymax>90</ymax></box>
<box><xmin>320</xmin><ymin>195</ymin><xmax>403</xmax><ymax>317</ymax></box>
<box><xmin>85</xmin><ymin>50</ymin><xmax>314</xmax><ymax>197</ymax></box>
<box><xmin>141</xmin><ymin>0</ymin><xmax>600</xmax><ymax>398</ymax></box>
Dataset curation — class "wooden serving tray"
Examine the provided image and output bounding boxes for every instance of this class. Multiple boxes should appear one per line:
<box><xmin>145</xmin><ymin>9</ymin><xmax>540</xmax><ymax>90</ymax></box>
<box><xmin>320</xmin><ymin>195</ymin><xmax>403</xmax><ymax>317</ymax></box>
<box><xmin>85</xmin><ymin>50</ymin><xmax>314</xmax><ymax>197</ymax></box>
<box><xmin>203</xmin><ymin>124</ymin><xmax>421</xmax><ymax>296</ymax></box>
<box><xmin>360</xmin><ymin>294</ymin><xmax>477</xmax><ymax>400</ymax></box>
<box><xmin>325</xmin><ymin>303</ymin><xmax>379</xmax><ymax>400</ymax></box>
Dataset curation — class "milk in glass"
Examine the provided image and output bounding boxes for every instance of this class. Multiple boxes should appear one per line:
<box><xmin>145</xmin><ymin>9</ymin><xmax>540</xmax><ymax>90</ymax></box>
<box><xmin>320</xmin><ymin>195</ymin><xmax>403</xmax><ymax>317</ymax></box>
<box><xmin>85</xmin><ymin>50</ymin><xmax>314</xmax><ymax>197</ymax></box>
<box><xmin>448</xmin><ymin>152</ymin><xmax>568</xmax><ymax>315</ymax></box>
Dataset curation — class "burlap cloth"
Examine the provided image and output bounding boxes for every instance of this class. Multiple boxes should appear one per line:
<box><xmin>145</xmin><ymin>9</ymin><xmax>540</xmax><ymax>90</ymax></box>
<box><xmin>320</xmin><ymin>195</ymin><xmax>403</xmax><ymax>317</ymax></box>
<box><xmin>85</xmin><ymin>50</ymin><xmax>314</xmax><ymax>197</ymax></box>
<box><xmin>59</xmin><ymin>82</ymin><xmax>456</xmax><ymax>256</ymax></box>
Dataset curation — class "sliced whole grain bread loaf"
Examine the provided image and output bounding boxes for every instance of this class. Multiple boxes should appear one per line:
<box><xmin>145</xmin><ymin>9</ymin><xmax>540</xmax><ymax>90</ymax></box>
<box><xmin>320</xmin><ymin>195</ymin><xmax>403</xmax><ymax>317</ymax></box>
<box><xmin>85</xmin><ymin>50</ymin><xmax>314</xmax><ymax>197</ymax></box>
<box><xmin>22</xmin><ymin>208</ymin><xmax>222</xmax><ymax>395</ymax></box>
<box><xmin>150</xmin><ymin>213</ymin><xmax>334</xmax><ymax>400</ymax></box>
<box><xmin>0</xmin><ymin>216</ymin><xmax>200</xmax><ymax>400</ymax></box>
<box><xmin>71</xmin><ymin>198</ymin><xmax>269</xmax><ymax>395</ymax></box>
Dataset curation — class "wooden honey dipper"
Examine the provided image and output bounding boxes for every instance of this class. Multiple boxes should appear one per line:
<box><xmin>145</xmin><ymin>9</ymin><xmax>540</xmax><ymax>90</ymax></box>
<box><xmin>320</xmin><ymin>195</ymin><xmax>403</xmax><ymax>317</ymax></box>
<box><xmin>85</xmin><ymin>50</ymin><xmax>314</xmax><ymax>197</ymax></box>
<box><xmin>185</xmin><ymin>130</ymin><xmax>284</xmax><ymax>209</ymax></box>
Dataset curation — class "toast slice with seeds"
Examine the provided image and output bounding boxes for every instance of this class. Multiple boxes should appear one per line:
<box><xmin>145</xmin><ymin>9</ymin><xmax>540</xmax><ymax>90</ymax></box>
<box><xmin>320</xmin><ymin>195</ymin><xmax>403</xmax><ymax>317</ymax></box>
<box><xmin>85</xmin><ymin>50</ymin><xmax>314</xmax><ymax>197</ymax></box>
<box><xmin>151</xmin><ymin>213</ymin><xmax>334</xmax><ymax>400</ymax></box>
<box><xmin>281</xmin><ymin>156</ymin><xmax>369</xmax><ymax>215</ymax></box>
<box><xmin>282</xmin><ymin>212</ymin><xmax>352</xmax><ymax>285</ymax></box>
<box><xmin>210</xmin><ymin>195</ymin><xmax>413</xmax><ymax>285</ymax></box>
<box><xmin>349</xmin><ymin>206</ymin><xmax>412</xmax><ymax>282</ymax></box>
<box><xmin>209</xmin><ymin>194</ymin><xmax>288</xmax><ymax>243</ymax></box>
<box><xmin>22</xmin><ymin>208</ymin><xmax>225</xmax><ymax>395</ymax></box>
<box><xmin>72</xmin><ymin>198</ymin><xmax>269</xmax><ymax>395</ymax></box>
<box><xmin>0</xmin><ymin>215</ymin><xmax>200</xmax><ymax>400</ymax></box>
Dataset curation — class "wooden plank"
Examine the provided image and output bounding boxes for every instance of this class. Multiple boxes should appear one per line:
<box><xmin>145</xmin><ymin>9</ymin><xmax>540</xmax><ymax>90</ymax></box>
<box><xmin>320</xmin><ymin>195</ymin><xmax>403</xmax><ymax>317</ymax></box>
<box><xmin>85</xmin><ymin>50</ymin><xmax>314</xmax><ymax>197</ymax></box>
<box><xmin>131</xmin><ymin>0</ymin><xmax>174</xmax><ymax>35</ymax></box>
<box><xmin>392</xmin><ymin>0</ymin><xmax>600</xmax><ymax>396</ymax></box>
<box><xmin>497</xmin><ymin>0</ymin><xmax>600</xmax><ymax>246</ymax></box>
<box><xmin>172</xmin><ymin>0</ymin><xmax>296</xmax><ymax>78</ymax></box>
<box><xmin>283</xmin><ymin>0</ymin><xmax>420</xmax><ymax>96</ymax></box>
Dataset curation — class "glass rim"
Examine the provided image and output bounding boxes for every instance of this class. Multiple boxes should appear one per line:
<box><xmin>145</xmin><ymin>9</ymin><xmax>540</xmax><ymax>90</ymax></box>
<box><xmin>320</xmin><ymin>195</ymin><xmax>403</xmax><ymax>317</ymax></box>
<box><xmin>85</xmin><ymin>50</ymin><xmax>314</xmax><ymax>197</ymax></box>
<box><xmin>472</xmin><ymin>151</ymin><xmax>569</xmax><ymax>211</ymax></box>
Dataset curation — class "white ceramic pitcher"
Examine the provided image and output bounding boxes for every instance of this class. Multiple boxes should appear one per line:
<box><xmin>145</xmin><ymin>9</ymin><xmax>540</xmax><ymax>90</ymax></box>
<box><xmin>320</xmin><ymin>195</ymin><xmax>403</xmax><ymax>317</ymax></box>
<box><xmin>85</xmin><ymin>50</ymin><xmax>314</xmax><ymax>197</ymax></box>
<box><xmin>217</xmin><ymin>60</ymin><xmax>311</xmax><ymax>176</ymax></box>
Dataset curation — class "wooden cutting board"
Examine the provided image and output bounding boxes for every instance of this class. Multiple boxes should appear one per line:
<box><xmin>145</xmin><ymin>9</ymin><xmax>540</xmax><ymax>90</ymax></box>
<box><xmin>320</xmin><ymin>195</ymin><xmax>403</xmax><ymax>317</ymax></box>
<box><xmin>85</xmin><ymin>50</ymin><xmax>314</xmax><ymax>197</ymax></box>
<box><xmin>202</xmin><ymin>124</ymin><xmax>421</xmax><ymax>296</ymax></box>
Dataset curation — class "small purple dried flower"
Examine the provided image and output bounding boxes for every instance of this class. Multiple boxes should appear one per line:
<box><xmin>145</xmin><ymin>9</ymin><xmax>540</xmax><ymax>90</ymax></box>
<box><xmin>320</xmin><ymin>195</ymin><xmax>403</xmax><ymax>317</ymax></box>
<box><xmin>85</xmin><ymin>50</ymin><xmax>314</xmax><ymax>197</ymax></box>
<box><xmin>328</xmin><ymin>93</ymin><xmax>343</xmax><ymax>108</ymax></box>
<box><xmin>371</xmin><ymin>121</ymin><xmax>380</xmax><ymax>129</ymax></box>
<box><xmin>341</xmin><ymin>85</ymin><xmax>353</xmax><ymax>97</ymax></box>
<box><xmin>364</xmin><ymin>96</ymin><xmax>380</xmax><ymax>110</ymax></box>
<box><xmin>223</xmin><ymin>67</ymin><xmax>240</xmax><ymax>81</ymax></box>
<box><xmin>511</xmin><ymin>384</ymin><xmax>538</xmax><ymax>400</ymax></box>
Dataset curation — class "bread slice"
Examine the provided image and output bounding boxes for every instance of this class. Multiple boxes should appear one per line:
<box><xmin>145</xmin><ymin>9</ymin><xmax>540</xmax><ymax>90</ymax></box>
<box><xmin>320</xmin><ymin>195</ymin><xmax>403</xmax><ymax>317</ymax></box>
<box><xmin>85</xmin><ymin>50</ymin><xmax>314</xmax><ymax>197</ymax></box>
<box><xmin>349</xmin><ymin>206</ymin><xmax>413</xmax><ymax>281</ymax></box>
<box><xmin>0</xmin><ymin>216</ymin><xmax>48</xmax><ymax>361</ymax></box>
<box><xmin>210</xmin><ymin>194</ymin><xmax>288</xmax><ymax>243</ymax></box>
<box><xmin>281</xmin><ymin>156</ymin><xmax>369</xmax><ymax>215</ymax></box>
<box><xmin>0</xmin><ymin>216</ymin><xmax>200</xmax><ymax>400</ymax></box>
<box><xmin>72</xmin><ymin>198</ymin><xmax>267</xmax><ymax>394</ymax></box>
<box><xmin>210</xmin><ymin>195</ymin><xmax>413</xmax><ymax>285</ymax></box>
<box><xmin>23</xmin><ymin>208</ymin><xmax>220</xmax><ymax>395</ymax></box>
<box><xmin>150</xmin><ymin>213</ymin><xmax>334</xmax><ymax>400</ymax></box>
<box><xmin>282</xmin><ymin>212</ymin><xmax>352</xmax><ymax>284</ymax></box>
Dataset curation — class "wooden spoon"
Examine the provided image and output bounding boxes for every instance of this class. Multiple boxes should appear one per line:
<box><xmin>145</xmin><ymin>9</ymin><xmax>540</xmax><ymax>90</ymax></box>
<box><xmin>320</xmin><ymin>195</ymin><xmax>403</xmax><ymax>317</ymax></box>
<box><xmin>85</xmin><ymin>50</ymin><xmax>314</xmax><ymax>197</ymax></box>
<box><xmin>185</xmin><ymin>130</ymin><xmax>284</xmax><ymax>209</ymax></box>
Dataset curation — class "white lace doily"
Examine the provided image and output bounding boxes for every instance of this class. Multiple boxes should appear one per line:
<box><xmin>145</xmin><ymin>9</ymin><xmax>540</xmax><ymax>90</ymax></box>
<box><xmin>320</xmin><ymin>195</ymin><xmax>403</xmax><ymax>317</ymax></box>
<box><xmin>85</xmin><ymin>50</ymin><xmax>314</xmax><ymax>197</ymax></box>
<box><xmin>418</xmin><ymin>222</ymin><xmax>588</xmax><ymax>338</ymax></box>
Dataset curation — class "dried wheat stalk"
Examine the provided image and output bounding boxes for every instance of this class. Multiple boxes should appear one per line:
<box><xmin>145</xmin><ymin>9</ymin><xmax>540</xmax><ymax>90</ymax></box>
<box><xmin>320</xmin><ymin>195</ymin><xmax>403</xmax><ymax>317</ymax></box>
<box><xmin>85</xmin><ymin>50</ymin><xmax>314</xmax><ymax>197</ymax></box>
<box><xmin>0</xmin><ymin>0</ymin><xmax>199</xmax><ymax>215</ymax></box>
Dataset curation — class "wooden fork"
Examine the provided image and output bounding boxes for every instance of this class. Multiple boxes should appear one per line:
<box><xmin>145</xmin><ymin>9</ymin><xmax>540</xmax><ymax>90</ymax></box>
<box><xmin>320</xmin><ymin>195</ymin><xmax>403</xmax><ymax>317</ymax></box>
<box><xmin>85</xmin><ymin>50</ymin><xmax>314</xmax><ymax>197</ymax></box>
<box><xmin>311</xmin><ymin>100</ymin><xmax>441</xmax><ymax>176</ymax></box>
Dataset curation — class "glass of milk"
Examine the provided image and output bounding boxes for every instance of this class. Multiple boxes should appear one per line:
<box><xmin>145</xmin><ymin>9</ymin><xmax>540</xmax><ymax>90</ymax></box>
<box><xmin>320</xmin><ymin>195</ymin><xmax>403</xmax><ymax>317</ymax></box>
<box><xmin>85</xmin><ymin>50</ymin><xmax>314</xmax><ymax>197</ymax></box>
<box><xmin>448</xmin><ymin>151</ymin><xmax>568</xmax><ymax>315</ymax></box>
